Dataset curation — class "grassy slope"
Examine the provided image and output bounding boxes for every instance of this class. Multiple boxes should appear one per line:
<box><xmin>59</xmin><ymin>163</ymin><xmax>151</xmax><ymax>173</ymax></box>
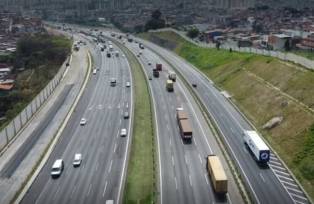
<box><xmin>119</xmin><ymin>44</ymin><xmax>156</xmax><ymax>204</ymax></box>
<box><xmin>0</xmin><ymin>35</ymin><xmax>72</xmax><ymax>130</ymax></box>
<box><xmin>139</xmin><ymin>31</ymin><xmax>314</xmax><ymax>199</ymax></box>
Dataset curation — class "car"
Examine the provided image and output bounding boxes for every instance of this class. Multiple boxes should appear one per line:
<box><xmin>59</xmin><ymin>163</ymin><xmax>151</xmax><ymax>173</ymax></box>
<box><xmin>124</xmin><ymin>111</ymin><xmax>129</xmax><ymax>119</ymax></box>
<box><xmin>148</xmin><ymin>75</ymin><xmax>152</xmax><ymax>80</ymax></box>
<box><xmin>80</xmin><ymin>118</ymin><xmax>87</xmax><ymax>125</ymax></box>
<box><xmin>192</xmin><ymin>83</ymin><xmax>197</xmax><ymax>88</ymax></box>
<box><xmin>148</xmin><ymin>62</ymin><xmax>151</xmax><ymax>66</ymax></box>
<box><xmin>107</xmin><ymin>52</ymin><xmax>111</xmax><ymax>58</ymax></box>
<box><xmin>122</xmin><ymin>54</ymin><xmax>125</xmax><ymax>57</ymax></box>
<box><xmin>137</xmin><ymin>54</ymin><xmax>140</xmax><ymax>57</ymax></box>
<box><xmin>93</xmin><ymin>69</ymin><xmax>97</xmax><ymax>75</ymax></box>
<box><xmin>120</xmin><ymin>128</ymin><xmax>127</xmax><ymax>137</ymax></box>
<box><xmin>110</xmin><ymin>78</ymin><xmax>117</xmax><ymax>87</ymax></box>
<box><xmin>51</xmin><ymin>159</ymin><xmax>64</xmax><ymax>178</ymax></box>
<box><xmin>73</xmin><ymin>153</ymin><xmax>82</xmax><ymax>167</ymax></box>
<box><xmin>126</xmin><ymin>82</ymin><xmax>131</xmax><ymax>87</ymax></box>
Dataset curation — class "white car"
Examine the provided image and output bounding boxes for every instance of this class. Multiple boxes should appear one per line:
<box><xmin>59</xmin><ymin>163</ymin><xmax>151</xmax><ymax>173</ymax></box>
<box><xmin>80</xmin><ymin>118</ymin><xmax>87</xmax><ymax>126</ymax></box>
<box><xmin>126</xmin><ymin>82</ymin><xmax>131</xmax><ymax>87</ymax></box>
<box><xmin>73</xmin><ymin>153</ymin><xmax>82</xmax><ymax>167</ymax></box>
<box><xmin>120</xmin><ymin>128</ymin><xmax>127</xmax><ymax>137</ymax></box>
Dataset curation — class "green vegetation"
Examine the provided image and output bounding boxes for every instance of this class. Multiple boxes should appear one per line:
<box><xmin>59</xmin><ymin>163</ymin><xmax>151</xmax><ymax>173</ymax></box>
<box><xmin>186</xmin><ymin>28</ymin><xmax>200</xmax><ymax>39</ymax></box>
<box><xmin>0</xmin><ymin>34</ymin><xmax>72</xmax><ymax>130</ymax></box>
<box><xmin>144</xmin><ymin>9</ymin><xmax>166</xmax><ymax>31</ymax></box>
<box><xmin>292</xmin><ymin>50</ymin><xmax>314</xmax><ymax>61</ymax></box>
<box><xmin>117</xmin><ymin>44</ymin><xmax>156</xmax><ymax>203</ymax></box>
<box><xmin>140</xmin><ymin>31</ymin><xmax>314</xmax><ymax>199</ymax></box>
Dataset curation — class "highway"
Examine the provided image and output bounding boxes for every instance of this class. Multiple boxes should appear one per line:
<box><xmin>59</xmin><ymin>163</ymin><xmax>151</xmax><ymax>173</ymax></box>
<box><xmin>118</xmin><ymin>35</ymin><xmax>244</xmax><ymax>204</ymax></box>
<box><xmin>20</xmin><ymin>36</ymin><xmax>133</xmax><ymax>204</ymax></box>
<box><xmin>132</xmin><ymin>37</ymin><xmax>310</xmax><ymax>204</ymax></box>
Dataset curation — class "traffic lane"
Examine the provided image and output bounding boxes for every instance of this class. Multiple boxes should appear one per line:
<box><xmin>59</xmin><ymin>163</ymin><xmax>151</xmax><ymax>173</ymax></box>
<box><xmin>70</xmin><ymin>51</ymin><xmax>127</xmax><ymax>204</ymax></box>
<box><xmin>148</xmin><ymin>43</ymin><xmax>293</xmax><ymax>204</ymax></box>
<box><xmin>138</xmin><ymin>52</ymin><xmax>217</xmax><ymax>204</ymax></box>
<box><xmin>33</xmin><ymin>47</ymin><xmax>116</xmax><ymax>204</ymax></box>
<box><xmin>134</xmin><ymin>43</ymin><xmax>243</xmax><ymax>203</ymax></box>
<box><xmin>20</xmin><ymin>44</ymin><xmax>103</xmax><ymax>204</ymax></box>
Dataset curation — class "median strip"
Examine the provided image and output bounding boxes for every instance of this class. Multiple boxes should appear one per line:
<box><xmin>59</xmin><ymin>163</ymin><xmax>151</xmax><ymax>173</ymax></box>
<box><xmin>115</xmin><ymin>42</ymin><xmax>156</xmax><ymax>203</ymax></box>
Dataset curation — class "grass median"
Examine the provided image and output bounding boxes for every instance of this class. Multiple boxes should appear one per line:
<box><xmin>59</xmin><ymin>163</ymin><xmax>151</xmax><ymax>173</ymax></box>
<box><xmin>117</xmin><ymin>44</ymin><xmax>156</xmax><ymax>204</ymax></box>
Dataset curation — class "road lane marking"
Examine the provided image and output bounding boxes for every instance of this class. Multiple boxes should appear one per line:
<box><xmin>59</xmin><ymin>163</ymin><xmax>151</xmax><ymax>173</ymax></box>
<box><xmin>198</xmin><ymin>154</ymin><xmax>203</xmax><ymax>164</ymax></box>
<box><xmin>95</xmin><ymin>162</ymin><xmax>99</xmax><ymax>171</ymax></box>
<box><xmin>204</xmin><ymin>174</ymin><xmax>209</xmax><ymax>185</ymax></box>
<box><xmin>290</xmin><ymin>193</ymin><xmax>308</xmax><ymax>201</ymax></box>
<box><xmin>53</xmin><ymin>187</ymin><xmax>61</xmax><ymax>201</ymax></box>
<box><xmin>189</xmin><ymin>175</ymin><xmax>192</xmax><ymax>186</ymax></box>
<box><xmin>259</xmin><ymin>173</ymin><xmax>265</xmax><ymax>183</ymax></box>
<box><xmin>174</xmin><ymin>177</ymin><xmax>178</xmax><ymax>190</ymax></box>
<box><xmin>102</xmin><ymin>181</ymin><xmax>108</xmax><ymax>197</ymax></box>
<box><xmin>281</xmin><ymin>180</ymin><xmax>298</xmax><ymax>188</ymax></box>
<box><xmin>172</xmin><ymin>156</ymin><xmax>175</xmax><ymax>166</ymax></box>
<box><xmin>70</xmin><ymin>186</ymin><xmax>77</xmax><ymax>199</ymax></box>
<box><xmin>108</xmin><ymin>160</ymin><xmax>113</xmax><ymax>173</ymax></box>
<box><xmin>272</xmin><ymin>168</ymin><xmax>290</xmax><ymax>176</ymax></box>
<box><xmin>286</xmin><ymin>186</ymin><xmax>304</xmax><ymax>194</ymax></box>
<box><xmin>87</xmin><ymin>184</ymin><xmax>92</xmax><ymax>196</ymax></box>
<box><xmin>193</xmin><ymin>138</ymin><xmax>198</xmax><ymax>146</ymax></box>
<box><xmin>169</xmin><ymin>138</ymin><xmax>172</xmax><ymax>147</ymax></box>
<box><xmin>277</xmin><ymin>174</ymin><xmax>294</xmax><ymax>182</ymax></box>
<box><xmin>114</xmin><ymin>143</ymin><xmax>117</xmax><ymax>153</ymax></box>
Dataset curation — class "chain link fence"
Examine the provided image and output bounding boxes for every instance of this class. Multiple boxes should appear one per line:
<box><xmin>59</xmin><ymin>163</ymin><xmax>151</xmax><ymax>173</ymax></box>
<box><xmin>0</xmin><ymin>57</ymin><xmax>71</xmax><ymax>152</ymax></box>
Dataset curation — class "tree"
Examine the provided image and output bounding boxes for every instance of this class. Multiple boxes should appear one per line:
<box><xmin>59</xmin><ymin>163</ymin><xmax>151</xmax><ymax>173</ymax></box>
<box><xmin>144</xmin><ymin>9</ymin><xmax>166</xmax><ymax>31</ymax></box>
<box><xmin>187</xmin><ymin>28</ymin><xmax>199</xmax><ymax>39</ymax></box>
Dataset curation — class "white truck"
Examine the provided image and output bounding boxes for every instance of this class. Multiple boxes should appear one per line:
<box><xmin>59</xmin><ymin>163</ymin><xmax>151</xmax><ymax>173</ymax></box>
<box><xmin>243</xmin><ymin>130</ymin><xmax>270</xmax><ymax>163</ymax></box>
<box><xmin>168</xmin><ymin>71</ymin><xmax>176</xmax><ymax>82</ymax></box>
<box><xmin>109</xmin><ymin>44</ymin><xmax>113</xmax><ymax>51</ymax></box>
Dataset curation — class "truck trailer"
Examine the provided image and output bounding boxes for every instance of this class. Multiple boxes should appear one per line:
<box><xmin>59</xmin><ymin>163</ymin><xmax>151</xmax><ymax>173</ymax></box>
<box><xmin>207</xmin><ymin>155</ymin><xmax>228</xmax><ymax>195</ymax></box>
<box><xmin>243</xmin><ymin>130</ymin><xmax>270</xmax><ymax>163</ymax></box>
<box><xmin>176</xmin><ymin>109</ymin><xmax>192</xmax><ymax>141</ymax></box>
<box><xmin>166</xmin><ymin>80</ymin><xmax>174</xmax><ymax>92</ymax></box>
<box><xmin>153</xmin><ymin>69</ymin><xmax>159</xmax><ymax>78</ymax></box>
<box><xmin>156</xmin><ymin>63</ymin><xmax>162</xmax><ymax>71</ymax></box>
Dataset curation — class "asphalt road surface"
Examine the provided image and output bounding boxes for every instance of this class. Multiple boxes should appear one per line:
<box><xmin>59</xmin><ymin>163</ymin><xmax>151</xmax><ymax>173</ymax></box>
<box><xmin>122</xmin><ymin>36</ymin><xmax>244</xmax><ymax>204</ymax></box>
<box><xmin>21</xmin><ymin>37</ymin><xmax>133</xmax><ymax>204</ymax></box>
<box><xmin>134</xmin><ymin>38</ymin><xmax>310</xmax><ymax>204</ymax></box>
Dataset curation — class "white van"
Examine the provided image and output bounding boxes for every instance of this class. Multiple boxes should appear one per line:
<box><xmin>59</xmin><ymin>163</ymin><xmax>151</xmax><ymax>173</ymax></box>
<box><xmin>51</xmin><ymin>159</ymin><xmax>64</xmax><ymax>178</ymax></box>
<box><xmin>106</xmin><ymin>200</ymin><xmax>114</xmax><ymax>204</ymax></box>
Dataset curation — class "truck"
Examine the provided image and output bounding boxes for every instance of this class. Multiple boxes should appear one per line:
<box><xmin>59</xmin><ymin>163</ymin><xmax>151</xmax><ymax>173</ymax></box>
<box><xmin>168</xmin><ymin>71</ymin><xmax>176</xmax><ymax>82</ymax></box>
<box><xmin>153</xmin><ymin>69</ymin><xmax>159</xmax><ymax>78</ymax></box>
<box><xmin>156</xmin><ymin>63</ymin><xmax>162</xmax><ymax>71</ymax></box>
<box><xmin>176</xmin><ymin>109</ymin><xmax>192</xmax><ymax>141</ymax></box>
<box><xmin>109</xmin><ymin>44</ymin><xmax>113</xmax><ymax>51</ymax></box>
<box><xmin>243</xmin><ymin>130</ymin><xmax>270</xmax><ymax>163</ymax></box>
<box><xmin>207</xmin><ymin>155</ymin><xmax>228</xmax><ymax>195</ymax></box>
<box><xmin>139</xmin><ymin>43</ymin><xmax>144</xmax><ymax>49</ymax></box>
<box><xmin>166</xmin><ymin>80</ymin><xmax>174</xmax><ymax>92</ymax></box>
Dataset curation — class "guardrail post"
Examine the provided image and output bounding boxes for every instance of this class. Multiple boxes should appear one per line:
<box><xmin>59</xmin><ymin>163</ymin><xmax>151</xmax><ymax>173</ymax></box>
<box><xmin>19</xmin><ymin>113</ymin><xmax>23</xmax><ymax>127</ymax></box>
<box><xmin>13</xmin><ymin>120</ymin><xmax>16</xmax><ymax>136</ymax></box>
<box><xmin>5</xmin><ymin>127</ymin><xmax>9</xmax><ymax>144</ymax></box>
<box><xmin>25</xmin><ymin>109</ymin><xmax>29</xmax><ymax>121</ymax></box>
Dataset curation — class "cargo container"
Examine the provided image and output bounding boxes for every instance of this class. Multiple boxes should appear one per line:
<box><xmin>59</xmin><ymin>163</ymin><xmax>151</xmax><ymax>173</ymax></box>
<box><xmin>156</xmin><ymin>63</ymin><xmax>162</xmax><ymax>71</ymax></box>
<box><xmin>166</xmin><ymin>80</ymin><xmax>174</xmax><ymax>92</ymax></box>
<box><xmin>243</xmin><ymin>130</ymin><xmax>270</xmax><ymax>163</ymax></box>
<box><xmin>207</xmin><ymin>155</ymin><xmax>228</xmax><ymax>195</ymax></box>
<box><xmin>153</xmin><ymin>69</ymin><xmax>159</xmax><ymax>77</ymax></box>
<box><xmin>176</xmin><ymin>109</ymin><xmax>192</xmax><ymax>141</ymax></box>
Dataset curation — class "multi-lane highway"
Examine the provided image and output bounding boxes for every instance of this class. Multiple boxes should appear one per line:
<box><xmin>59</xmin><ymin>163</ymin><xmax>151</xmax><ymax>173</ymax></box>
<box><xmin>131</xmin><ymin>37</ymin><xmax>310</xmax><ymax>204</ymax></box>
<box><xmin>118</xmin><ymin>36</ymin><xmax>244</xmax><ymax>204</ymax></box>
<box><xmin>21</xmin><ymin>36</ymin><xmax>133</xmax><ymax>204</ymax></box>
